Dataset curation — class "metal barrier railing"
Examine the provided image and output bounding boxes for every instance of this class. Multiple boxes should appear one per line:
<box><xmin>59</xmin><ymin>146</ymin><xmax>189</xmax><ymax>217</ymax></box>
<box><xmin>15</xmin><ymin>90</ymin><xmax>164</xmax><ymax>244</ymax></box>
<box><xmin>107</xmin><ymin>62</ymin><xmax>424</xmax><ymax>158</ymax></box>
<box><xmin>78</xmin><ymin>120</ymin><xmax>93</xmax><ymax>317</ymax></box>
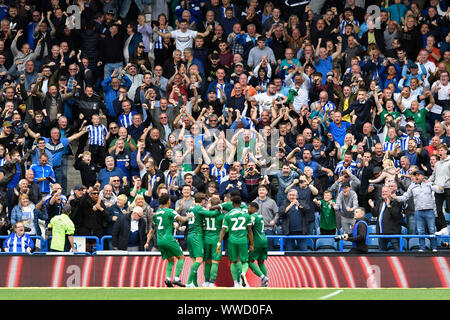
<box><xmin>0</xmin><ymin>234</ymin><xmax>449</xmax><ymax>254</ymax></box>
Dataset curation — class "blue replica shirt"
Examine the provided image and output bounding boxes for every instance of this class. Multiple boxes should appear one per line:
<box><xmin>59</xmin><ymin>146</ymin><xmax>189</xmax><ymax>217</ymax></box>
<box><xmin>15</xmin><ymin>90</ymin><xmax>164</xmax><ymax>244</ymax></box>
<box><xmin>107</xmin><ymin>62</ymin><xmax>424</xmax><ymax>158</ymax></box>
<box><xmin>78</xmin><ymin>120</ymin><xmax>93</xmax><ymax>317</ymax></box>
<box><xmin>30</xmin><ymin>163</ymin><xmax>55</xmax><ymax>194</ymax></box>
<box><xmin>97</xmin><ymin>167</ymin><xmax>125</xmax><ymax>189</ymax></box>
<box><xmin>327</xmin><ymin>121</ymin><xmax>352</xmax><ymax>147</ymax></box>
<box><xmin>297</xmin><ymin>160</ymin><xmax>321</xmax><ymax>178</ymax></box>
<box><xmin>3</xmin><ymin>233</ymin><xmax>35</xmax><ymax>253</ymax></box>
<box><xmin>44</xmin><ymin>138</ymin><xmax>70</xmax><ymax>167</ymax></box>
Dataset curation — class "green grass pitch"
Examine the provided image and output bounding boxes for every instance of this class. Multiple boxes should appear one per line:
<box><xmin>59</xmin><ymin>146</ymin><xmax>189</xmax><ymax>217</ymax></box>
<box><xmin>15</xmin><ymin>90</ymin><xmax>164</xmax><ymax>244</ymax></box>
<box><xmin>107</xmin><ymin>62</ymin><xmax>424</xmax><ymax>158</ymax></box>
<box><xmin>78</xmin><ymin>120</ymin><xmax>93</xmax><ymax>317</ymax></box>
<box><xmin>1</xmin><ymin>288</ymin><xmax>450</xmax><ymax>300</ymax></box>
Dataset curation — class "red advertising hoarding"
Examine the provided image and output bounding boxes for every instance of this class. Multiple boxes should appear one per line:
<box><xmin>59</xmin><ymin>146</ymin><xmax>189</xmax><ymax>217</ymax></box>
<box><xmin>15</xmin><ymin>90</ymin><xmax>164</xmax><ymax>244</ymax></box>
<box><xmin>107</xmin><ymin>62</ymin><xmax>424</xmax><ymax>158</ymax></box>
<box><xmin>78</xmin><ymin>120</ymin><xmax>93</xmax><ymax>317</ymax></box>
<box><xmin>2</xmin><ymin>254</ymin><xmax>450</xmax><ymax>288</ymax></box>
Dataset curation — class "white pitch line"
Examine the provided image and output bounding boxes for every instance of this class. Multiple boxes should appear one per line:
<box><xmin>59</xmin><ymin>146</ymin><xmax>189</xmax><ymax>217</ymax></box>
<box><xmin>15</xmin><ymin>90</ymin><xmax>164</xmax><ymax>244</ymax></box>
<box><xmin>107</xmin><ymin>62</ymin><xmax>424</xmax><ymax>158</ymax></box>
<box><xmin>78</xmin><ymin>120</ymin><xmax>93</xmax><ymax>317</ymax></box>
<box><xmin>318</xmin><ymin>289</ymin><xmax>344</xmax><ymax>300</ymax></box>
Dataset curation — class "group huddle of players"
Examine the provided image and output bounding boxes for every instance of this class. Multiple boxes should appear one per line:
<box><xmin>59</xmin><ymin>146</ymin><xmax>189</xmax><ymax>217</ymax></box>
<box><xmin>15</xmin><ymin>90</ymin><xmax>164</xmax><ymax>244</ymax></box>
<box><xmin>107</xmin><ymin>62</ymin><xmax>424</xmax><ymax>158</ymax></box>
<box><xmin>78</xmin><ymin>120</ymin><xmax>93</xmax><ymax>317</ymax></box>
<box><xmin>147</xmin><ymin>190</ymin><xmax>269</xmax><ymax>288</ymax></box>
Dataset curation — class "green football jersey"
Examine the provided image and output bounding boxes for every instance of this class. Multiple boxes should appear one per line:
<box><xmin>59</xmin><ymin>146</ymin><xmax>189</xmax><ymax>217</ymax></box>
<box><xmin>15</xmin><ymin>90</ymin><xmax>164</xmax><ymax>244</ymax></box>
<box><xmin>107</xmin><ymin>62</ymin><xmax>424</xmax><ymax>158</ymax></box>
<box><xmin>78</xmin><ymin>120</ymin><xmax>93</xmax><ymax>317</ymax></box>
<box><xmin>154</xmin><ymin>207</ymin><xmax>178</xmax><ymax>245</ymax></box>
<box><xmin>222</xmin><ymin>208</ymin><xmax>252</xmax><ymax>244</ymax></box>
<box><xmin>220</xmin><ymin>201</ymin><xmax>248</xmax><ymax>213</ymax></box>
<box><xmin>204</xmin><ymin>214</ymin><xmax>224</xmax><ymax>244</ymax></box>
<box><xmin>187</xmin><ymin>204</ymin><xmax>220</xmax><ymax>236</ymax></box>
<box><xmin>250</xmin><ymin>213</ymin><xmax>267</xmax><ymax>246</ymax></box>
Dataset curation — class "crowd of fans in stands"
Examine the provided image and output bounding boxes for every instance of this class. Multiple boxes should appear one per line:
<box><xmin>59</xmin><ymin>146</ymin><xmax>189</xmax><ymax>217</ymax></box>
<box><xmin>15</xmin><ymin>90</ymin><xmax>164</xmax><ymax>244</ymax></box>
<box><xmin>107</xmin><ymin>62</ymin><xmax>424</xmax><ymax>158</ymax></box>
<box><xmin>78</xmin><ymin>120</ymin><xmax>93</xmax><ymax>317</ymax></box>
<box><xmin>0</xmin><ymin>0</ymin><xmax>449</xmax><ymax>253</ymax></box>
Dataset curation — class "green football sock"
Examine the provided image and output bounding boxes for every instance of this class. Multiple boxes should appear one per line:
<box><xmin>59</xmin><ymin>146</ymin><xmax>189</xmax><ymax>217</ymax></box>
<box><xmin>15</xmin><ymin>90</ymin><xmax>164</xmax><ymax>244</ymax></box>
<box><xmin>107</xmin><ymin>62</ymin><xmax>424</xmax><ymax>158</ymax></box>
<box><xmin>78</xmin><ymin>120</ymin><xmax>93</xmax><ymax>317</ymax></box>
<box><xmin>230</xmin><ymin>263</ymin><xmax>238</xmax><ymax>281</ymax></box>
<box><xmin>166</xmin><ymin>261</ymin><xmax>174</xmax><ymax>279</ymax></box>
<box><xmin>249</xmin><ymin>262</ymin><xmax>263</xmax><ymax>277</ymax></box>
<box><xmin>188</xmin><ymin>261</ymin><xmax>201</xmax><ymax>284</ymax></box>
<box><xmin>204</xmin><ymin>262</ymin><xmax>211</xmax><ymax>282</ymax></box>
<box><xmin>175</xmin><ymin>259</ymin><xmax>185</xmax><ymax>278</ymax></box>
<box><xmin>259</xmin><ymin>263</ymin><xmax>267</xmax><ymax>277</ymax></box>
<box><xmin>241</xmin><ymin>262</ymin><xmax>248</xmax><ymax>275</ymax></box>
<box><xmin>236</xmin><ymin>261</ymin><xmax>242</xmax><ymax>278</ymax></box>
<box><xmin>210</xmin><ymin>262</ymin><xmax>219</xmax><ymax>282</ymax></box>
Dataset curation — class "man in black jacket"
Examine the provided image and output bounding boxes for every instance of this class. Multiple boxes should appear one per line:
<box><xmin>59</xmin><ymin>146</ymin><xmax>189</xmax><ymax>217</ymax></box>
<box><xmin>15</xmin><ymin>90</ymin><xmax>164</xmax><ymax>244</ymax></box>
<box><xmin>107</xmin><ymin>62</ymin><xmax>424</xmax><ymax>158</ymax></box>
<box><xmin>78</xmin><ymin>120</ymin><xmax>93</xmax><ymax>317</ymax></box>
<box><xmin>143</xmin><ymin>127</ymin><xmax>166</xmax><ymax>167</ymax></box>
<box><xmin>77</xmin><ymin>187</ymin><xmax>109</xmax><ymax>242</ymax></box>
<box><xmin>342</xmin><ymin>88</ymin><xmax>375</xmax><ymax>136</ymax></box>
<box><xmin>369</xmin><ymin>186</ymin><xmax>403</xmax><ymax>251</ymax></box>
<box><xmin>112</xmin><ymin>206</ymin><xmax>147</xmax><ymax>251</ymax></box>
<box><xmin>401</xmin><ymin>16</ymin><xmax>422</xmax><ymax>61</ymax></box>
<box><xmin>100</xmin><ymin>23</ymin><xmax>125</xmax><ymax>79</ymax></box>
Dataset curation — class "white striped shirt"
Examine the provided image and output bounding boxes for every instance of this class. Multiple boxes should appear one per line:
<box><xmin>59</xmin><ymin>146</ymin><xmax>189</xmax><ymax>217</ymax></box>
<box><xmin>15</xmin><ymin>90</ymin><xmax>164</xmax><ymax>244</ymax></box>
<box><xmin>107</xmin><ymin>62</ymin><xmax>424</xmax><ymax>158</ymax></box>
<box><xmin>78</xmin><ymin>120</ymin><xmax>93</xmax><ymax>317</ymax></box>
<box><xmin>334</xmin><ymin>160</ymin><xmax>358</xmax><ymax>176</ymax></box>
<box><xmin>316</xmin><ymin>100</ymin><xmax>336</xmax><ymax>114</ymax></box>
<box><xmin>4</xmin><ymin>233</ymin><xmax>34</xmax><ymax>253</ymax></box>
<box><xmin>383</xmin><ymin>139</ymin><xmax>401</xmax><ymax>167</ymax></box>
<box><xmin>398</xmin><ymin>132</ymin><xmax>421</xmax><ymax>151</ymax></box>
<box><xmin>210</xmin><ymin>163</ymin><xmax>229</xmax><ymax>184</ymax></box>
<box><xmin>340</xmin><ymin>19</ymin><xmax>359</xmax><ymax>34</ymax></box>
<box><xmin>154</xmin><ymin>28</ymin><xmax>166</xmax><ymax>49</ymax></box>
<box><xmin>118</xmin><ymin>111</ymin><xmax>136</xmax><ymax>128</ymax></box>
<box><xmin>216</xmin><ymin>83</ymin><xmax>225</xmax><ymax>100</ymax></box>
<box><xmin>87</xmin><ymin>124</ymin><xmax>108</xmax><ymax>146</ymax></box>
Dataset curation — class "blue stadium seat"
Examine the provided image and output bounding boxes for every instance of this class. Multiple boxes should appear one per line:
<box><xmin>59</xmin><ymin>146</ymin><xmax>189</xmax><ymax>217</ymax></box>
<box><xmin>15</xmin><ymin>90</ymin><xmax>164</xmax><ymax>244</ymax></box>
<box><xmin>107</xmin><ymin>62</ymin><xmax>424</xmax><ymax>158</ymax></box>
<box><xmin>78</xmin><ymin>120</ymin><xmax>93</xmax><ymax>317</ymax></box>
<box><xmin>408</xmin><ymin>238</ymin><xmax>431</xmax><ymax>251</ymax></box>
<box><xmin>315</xmin><ymin>238</ymin><xmax>338</xmax><ymax>251</ymax></box>
<box><xmin>342</xmin><ymin>240</ymin><xmax>353</xmax><ymax>251</ymax></box>
<box><xmin>445</xmin><ymin>213</ymin><xmax>450</xmax><ymax>223</ymax></box>
<box><xmin>306</xmin><ymin>238</ymin><xmax>314</xmax><ymax>251</ymax></box>
<box><xmin>367</xmin><ymin>236</ymin><xmax>379</xmax><ymax>249</ymax></box>
<box><xmin>386</xmin><ymin>238</ymin><xmax>407</xmax><ymax>251</ymax></box>
<box><xmin>368</xmin><ymin>225</ymin><xmax>377</xmax><ymax>234</ymax></box>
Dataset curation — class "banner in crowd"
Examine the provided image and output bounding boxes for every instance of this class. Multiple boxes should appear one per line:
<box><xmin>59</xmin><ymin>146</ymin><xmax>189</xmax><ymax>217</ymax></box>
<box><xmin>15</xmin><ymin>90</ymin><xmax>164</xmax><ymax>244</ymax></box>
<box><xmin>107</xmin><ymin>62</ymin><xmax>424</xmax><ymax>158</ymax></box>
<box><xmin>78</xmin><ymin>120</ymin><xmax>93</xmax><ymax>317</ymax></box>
<box><xmin>2</xmin><ymin>254</ymin><xmax>450</xmax><ymax>288</ymax></box>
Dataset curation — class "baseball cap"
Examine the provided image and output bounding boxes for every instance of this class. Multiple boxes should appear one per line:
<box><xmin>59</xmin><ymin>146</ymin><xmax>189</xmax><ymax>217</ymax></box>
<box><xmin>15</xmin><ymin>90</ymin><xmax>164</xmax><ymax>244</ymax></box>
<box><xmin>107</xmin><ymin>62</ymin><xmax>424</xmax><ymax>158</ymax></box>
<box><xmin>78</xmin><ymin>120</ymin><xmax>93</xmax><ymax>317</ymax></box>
<box><xmin>3</xmin><ymin>121</ymin><xmax>12</xmax><ymax>127</ymax></box>
<box><xmin>410</xmin><ymin>63</ymin><xmax>418</xmax><ymax>69</ymax></box>
<box><xmin>74</xmin><ymin>184</ymin><xmax>84</xmax><ymax>191</ymax></box>
<box><xmin>106</xmin><ymin>9</ymin><xmax>116</xmax><ymax>15</ymax></box>
<box><xmin>235</xmin><ymin>62</ymin><xmax>244</xmax><ymax>67</ymax></box>
<box><xmin>406</xmin><ymin>121</ymin><xmax>415</xmax><ymax>127</ymax></box>
<box><xmin>59</xmin><ymin>75</ymin><xmax>67</xmax><ymax>81</ymax></box>
<box><xmin>413</xmin><ymin>170</ymin><xmax>425</xmax><ymax>176</ymax></box>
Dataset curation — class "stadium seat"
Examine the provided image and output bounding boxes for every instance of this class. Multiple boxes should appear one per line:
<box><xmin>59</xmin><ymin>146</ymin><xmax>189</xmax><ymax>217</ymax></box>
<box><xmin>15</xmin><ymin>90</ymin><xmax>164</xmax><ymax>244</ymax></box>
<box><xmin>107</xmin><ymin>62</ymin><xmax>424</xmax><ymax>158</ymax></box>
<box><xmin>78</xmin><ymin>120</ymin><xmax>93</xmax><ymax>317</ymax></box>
<box><xmin>367</xmin><ymin>236</ymin><xmax>379</xmax><ymax>249</ymax></box>
<box><xmin>367</xmin><ymin>215</ymin><xmax>377</xmax><ymax>225</ymax></box>
<box><xmin>408</xmin><ymin>238</ymin><xmax>431</xmax><ymax>251</ymax></box>
<box><xmin>386</xmin><ymin>238</ymin><xmax>408</xmax><ymax>251</ymax></box>
<box><xmin>306</xmin><ymin>238</ymin><xmax>314</xmax><ymax>251</ymax></box>
<box><xmin>342</xmin><ymin>240</ymin><xmax>353</xmax><ymax>251</ymax></box>
<box><xmin>445</xmin><ymin>213</ymin><xmax>450</xmax><ymax>223</ymax></box>
<box><xmin>315</xmin><ymin>238</ymin><xmax>337</xmax><ymax>251</ymax></box>
<box><xmin>368</xmin><ymin>225</ymin><xmax>377</xmax><ymax>234</ymax></box>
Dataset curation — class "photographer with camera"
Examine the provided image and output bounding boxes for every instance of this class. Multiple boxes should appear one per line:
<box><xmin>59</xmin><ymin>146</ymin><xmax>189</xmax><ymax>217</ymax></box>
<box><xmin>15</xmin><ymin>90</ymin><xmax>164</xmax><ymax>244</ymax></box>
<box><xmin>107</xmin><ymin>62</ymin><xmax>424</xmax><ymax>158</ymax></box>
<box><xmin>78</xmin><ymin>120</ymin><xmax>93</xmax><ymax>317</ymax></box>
<box><xmin>336</xmin><ymin>207</ymin><xmax>369</xmax><ymax>254</ymax></box>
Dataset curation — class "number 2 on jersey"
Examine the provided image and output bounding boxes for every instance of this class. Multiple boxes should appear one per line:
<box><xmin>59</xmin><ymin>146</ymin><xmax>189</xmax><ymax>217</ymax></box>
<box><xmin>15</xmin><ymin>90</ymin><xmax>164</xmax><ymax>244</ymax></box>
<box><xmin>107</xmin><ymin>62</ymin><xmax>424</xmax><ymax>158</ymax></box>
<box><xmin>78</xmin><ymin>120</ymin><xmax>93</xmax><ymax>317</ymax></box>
<box><xmin>230</xmin><ymin>217</ymin><xmax>246</xmax><ymax>231</ymax></box>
